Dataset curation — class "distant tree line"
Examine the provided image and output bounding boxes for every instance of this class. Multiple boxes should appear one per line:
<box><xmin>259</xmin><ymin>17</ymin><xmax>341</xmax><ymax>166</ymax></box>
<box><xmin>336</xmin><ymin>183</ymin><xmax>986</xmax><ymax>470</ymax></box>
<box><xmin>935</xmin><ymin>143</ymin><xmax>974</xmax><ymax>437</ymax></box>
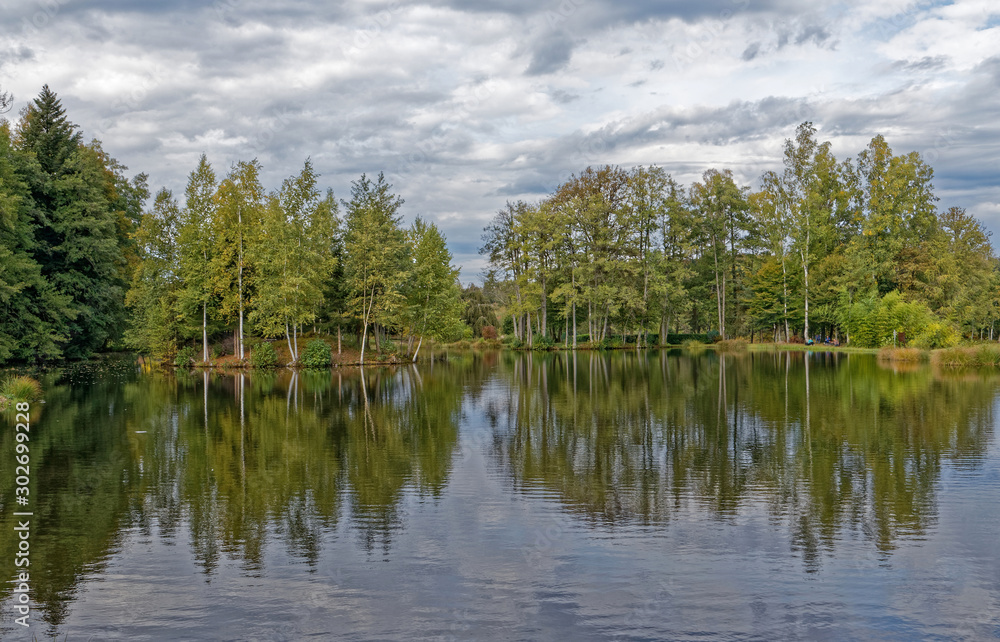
<box><xmin>481</xmin><ymin>123</ymin><xmax>997</xmax><ymax>348</ymax></box>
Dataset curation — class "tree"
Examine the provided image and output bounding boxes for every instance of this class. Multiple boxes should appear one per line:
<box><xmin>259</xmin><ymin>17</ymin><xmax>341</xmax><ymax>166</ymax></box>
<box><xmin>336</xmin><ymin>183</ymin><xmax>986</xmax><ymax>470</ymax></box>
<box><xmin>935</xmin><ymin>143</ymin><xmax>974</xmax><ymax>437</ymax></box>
<box><xmin>177</xmin><ymin>154</ymin><xmax>218</xmax><ymax>362</ymax></box>
<box><xmin>123</xmin><ymin>189</ymin><xmax>181</xmax><ymax>357</ymax></box>
<box><xmin>772</xmin><ymin>122</ymin><xmax>843</xmax><ymax>340</ymax></box>
<box><xmin>690</xmin><ymin>169</ymin><xmax>749</xmax><ymax>339</ymax></box>
<box><xmin>0</xmin><ymin>120</ymin><xmax>73</xmax><ymax>362</ymax></box>
<box><xmin>342</xmin><ymin>172</ymin><xmax>408</xmax><ymax>364</ymax></box>
<box><xmin>251</xmin><ymin>159</ymin><xmax>336</xmax><ymax>362</ymax></box>
<box><xmin>213</xmin><ymin>159</ymin><xmax>265</xmax><ymax>360</ymax></box>
<box><xmin>843</xmin><ymin>134</ymin><xmax>938</xmax><ymax>297</ymax></box>
<box><xmin>15</xmin><ymin>87</ymin><xmax>137</xmax><ymax>358</ymax></box>
<box><xmin>404</xmin><ymin>217</ymin><xmax>464</xmax><ymax>360</ymax></box>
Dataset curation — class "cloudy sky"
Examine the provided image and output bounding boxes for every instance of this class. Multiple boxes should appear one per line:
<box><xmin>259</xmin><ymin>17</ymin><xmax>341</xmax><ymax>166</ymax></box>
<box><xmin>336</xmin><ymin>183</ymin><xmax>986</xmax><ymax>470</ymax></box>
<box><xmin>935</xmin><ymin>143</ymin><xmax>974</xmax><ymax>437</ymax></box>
<box><xmin>2</xmin><ymin>0</ymin><xmax>998</xmax><ymax>281</ymax></box>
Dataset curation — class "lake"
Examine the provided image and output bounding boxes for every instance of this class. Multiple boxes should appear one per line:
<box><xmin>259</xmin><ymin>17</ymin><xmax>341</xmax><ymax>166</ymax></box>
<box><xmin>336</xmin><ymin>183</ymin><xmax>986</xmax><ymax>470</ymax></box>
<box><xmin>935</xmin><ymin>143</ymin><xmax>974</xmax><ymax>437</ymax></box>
<box><xmin>2</xmin><ymin>350</ymin><xmax>999</xmax><ymax>640</ymax></box>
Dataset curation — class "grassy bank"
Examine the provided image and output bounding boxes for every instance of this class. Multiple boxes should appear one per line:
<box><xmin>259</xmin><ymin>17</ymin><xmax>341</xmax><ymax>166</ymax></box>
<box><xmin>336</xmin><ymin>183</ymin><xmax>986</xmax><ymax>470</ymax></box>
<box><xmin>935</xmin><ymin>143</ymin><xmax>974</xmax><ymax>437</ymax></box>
<box><xmin>0</xmin><ymin>375</ymin><xmax>42</xmax><ymax>410</ymax></box>
<box><xmin>931</xmin><ymin>345</ymin><xmax>1000</xmax><ymax>367</ymax></box>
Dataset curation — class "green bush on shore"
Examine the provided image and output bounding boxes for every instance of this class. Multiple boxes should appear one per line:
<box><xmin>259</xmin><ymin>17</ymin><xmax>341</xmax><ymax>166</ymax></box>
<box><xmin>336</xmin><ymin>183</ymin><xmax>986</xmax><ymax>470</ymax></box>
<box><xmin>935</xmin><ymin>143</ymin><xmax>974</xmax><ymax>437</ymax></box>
<box><xmin>249</xmin><ymin>342</ymin><xmax>278</xmax><ymax>368</ymax></box>
<box><xmin>301</xmin><ymin>339</ymin><xmax>332</xmax><ymax>368</ymax></box>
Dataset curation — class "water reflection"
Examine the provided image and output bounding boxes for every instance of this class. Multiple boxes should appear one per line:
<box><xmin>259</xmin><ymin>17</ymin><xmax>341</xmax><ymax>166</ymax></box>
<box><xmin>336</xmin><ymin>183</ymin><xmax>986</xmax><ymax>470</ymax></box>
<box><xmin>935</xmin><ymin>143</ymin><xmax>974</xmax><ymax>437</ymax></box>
<box><xmin>488</xmin><ymin>351</ymin><xmax>995</xmax><ymax>569</ymax></box>
<box><xmin>0</xmin><ymin>350</ymin><xmax>996</xmax><ymax>636</ymax></box>
<box><xmin>0</xmin><ymin>359</ymin><xmax>473</xmax><ymax>631</ymax></box>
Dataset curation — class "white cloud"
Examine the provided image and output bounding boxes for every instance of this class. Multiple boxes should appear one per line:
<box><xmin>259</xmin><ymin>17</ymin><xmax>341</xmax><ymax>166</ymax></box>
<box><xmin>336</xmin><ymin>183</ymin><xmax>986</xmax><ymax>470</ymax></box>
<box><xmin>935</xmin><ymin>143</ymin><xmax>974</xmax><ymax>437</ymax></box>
<box><xmin>2</xmin><ymin>0</ymin><xmax>997</xmax><ymax>282</ymax></box>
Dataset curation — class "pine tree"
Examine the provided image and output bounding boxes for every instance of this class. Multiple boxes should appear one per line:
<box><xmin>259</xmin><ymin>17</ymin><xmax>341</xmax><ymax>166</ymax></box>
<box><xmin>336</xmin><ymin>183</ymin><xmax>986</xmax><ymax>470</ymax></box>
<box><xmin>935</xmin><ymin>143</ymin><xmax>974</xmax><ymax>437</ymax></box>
<box><xmin>15</xmin><ymin>86</ymin><xmax>136</xmax><ymax>359</ymax></box>
<box><xmin>0</xmin><ymin>121</ymin><xmax>73</xmax><ymax>362</ymax></box>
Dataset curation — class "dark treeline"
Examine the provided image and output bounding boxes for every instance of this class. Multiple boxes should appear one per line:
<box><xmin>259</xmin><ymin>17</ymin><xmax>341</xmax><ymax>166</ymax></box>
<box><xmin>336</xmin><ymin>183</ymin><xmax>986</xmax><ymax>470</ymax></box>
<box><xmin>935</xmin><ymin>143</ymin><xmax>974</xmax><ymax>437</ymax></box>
<box><xmin>0</xmin><ymin>86</ymin><xmax>465</xmax><ymax>366</ymax></box>
<box><xmin>481</xmin><ymin>123</ymin><xmax>996</xmax><ymax>348</ymax></box>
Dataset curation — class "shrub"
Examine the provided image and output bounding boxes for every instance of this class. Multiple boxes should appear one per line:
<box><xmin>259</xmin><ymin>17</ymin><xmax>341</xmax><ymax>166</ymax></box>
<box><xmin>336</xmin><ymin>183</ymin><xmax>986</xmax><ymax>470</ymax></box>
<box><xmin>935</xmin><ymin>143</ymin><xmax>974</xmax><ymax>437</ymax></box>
<box><xmin>912</xmin><ymin>322</ymin><xmax>960</xmax><ymax>349</ymax></box>
<box><xmin>877</xmin><ymin>347</ymin><xmax>926</xmax><ymax>362</ymax></box>
<box><xmin>682</xmin><ymin>339</ymin><xmax>707</xmax><ymax>351</ymax></box>
<box><xmin>249</xmin><ymin>341</ymin><xmax>278</xmax><ymax>368</ymax></box>
<box><xmin>661</xmin><ymin>333</ymin><xmax>709</xmax><ymax>345</ymax></box>
<box><xmin>211</xmin><ymin>344</ymin><xmax>224</xmax><ymax>359</ymax></box>
<box><xmin>481</xmin><ymin>325</ymin><xmax>498</xmax><ymax>340</ymax></box>
<box><xmin>716</xmin><ymin>338</ymin><xmax>749</xmax><ymax>352</ymax></box>
<box><xmin>532</xmin><ymin>334</ymin><xmax>556</xmax><ymax>350</ymax></box>
<box><xmin>301</xmin><ymin>339</ymin><xmax>332</xmax><ymax>368</ymax></box>
<box><xmin>707</xmin><ymin>330</ymin><xmax>721</xmax><ymax>343</ymax></box>
<box><xmin>174</xmin><ymin>345</ymin><xmax>198</xmax><ymax>367</ymax></box>
<box><xmin>1</xmin><ymin>376</ymin><xmax>42</xmax><ymax>403</ymax></box>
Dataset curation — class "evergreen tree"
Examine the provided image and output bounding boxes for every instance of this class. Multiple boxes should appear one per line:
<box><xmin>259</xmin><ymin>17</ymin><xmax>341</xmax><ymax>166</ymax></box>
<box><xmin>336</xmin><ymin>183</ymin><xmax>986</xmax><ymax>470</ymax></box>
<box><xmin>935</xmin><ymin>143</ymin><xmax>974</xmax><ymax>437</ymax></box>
<box><xmin>342</xmin><ymin>172</ymin><xmax>408</xmax><ymax>364</ymax></box>
<box><xmin>0</xmin><ymin>121</ymin><xmax>72</xmax><ymax>362</ymax></box>
<box><xmin>15</xmin><ymin>86</ymin><xmax>137</xmax><ymax>358</ymax></box>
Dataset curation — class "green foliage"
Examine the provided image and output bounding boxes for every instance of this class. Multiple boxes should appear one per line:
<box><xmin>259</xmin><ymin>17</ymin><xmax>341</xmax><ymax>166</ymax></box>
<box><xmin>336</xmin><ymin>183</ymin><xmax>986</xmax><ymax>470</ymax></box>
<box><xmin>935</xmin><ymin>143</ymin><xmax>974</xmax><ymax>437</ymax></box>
<box><xmin>249</xmin><ymin>341</ymin><xmax>278</xmax><ymax>368</ymax></box>
<box><xmin>840</xmin><ymin>291</ymin><xmax>937</xmax><ymax>348</ymax></box>
<box><xmin>660</xmin><ymin>333</ymin><xmax>709</xmax><ymax>345</ymax></box>
<box><xmin>174</xmin><ymin>345</ymin><xmax>198</xmax><ymax>367</ymax></box>
<box><xmin>343</xmin><ymin>172</ymin><xmax>408</xmax><ymax>363</ymax></box>
<box><xmin>301</xmin><ymin>339</ymin><xmax>332</xmax><ymax>368</ymax></box>
<box><xmin>912</xmin><ymin>322</ymin><xmax>960</xmax><ymax>349</ymax></box>
<box><xmin>531</xmin><ymin>334</ymin><xmax>556</xmax><ymax>350</ymax></box>
<box><xmin>11</xmin><ymin>86</ymin><xmax>141</xmax><ymax>361</ymax></box>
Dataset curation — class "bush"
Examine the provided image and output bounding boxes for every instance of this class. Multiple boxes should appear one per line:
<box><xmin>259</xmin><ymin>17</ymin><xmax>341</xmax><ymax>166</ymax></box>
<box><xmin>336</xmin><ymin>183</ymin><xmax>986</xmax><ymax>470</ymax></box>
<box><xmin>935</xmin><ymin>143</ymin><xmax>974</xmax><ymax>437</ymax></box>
<box><xmin>174</xmin><ymin>345</ymin><xmax>198</xmax><ymax>367</ymax></box>
<box><xmin>682</xmin><ymin>339</ymin><xmax>707</xmax><ymax>351</ymax></box>
<box><xmin>249</xmin><ymin>341</ymin><xmax>278</xmax><ymax>368</ymax></box>
<box><xmin>301</xmin><ymin>339</ymin><xmax>332</xmax><ymax>368</ymax></box>
<box><xmin>716</xmin><ymin>338</ymin><xmax>749</xmax><ymax>352</ymax></box>
<box><xmin>662</xmin><ymin>333</ymin><xmax>709</xmax><ymax>345</ymax></box>
<box><xmin>912</xmin><ymin>322</ymin><xmax>960</xmax><ymax>349</ymax></box>
<box><xmin>481</xmin><ymin>325</ymin><xmax>498</xmax><ymax>340</ymax></box>
<box><xmin>1</xmin><ymin>376</ymin><xmax>42</xmax><ymax>403</ymax></box>
<box><xmin>841</xmin><ymin>290</ymin><xmax>938</xmax><ymax>348</ymax></box>
<box><xmin>211</xmin><ymin>343</ymin><xmax>224</xmax><ymax>359</ymax></box>
<box><xmin>707</xmin><ymin>330</ymin><xmax>721</xmax><ymax>343</ymax></box>
<box><xmin>877</xmin><ymin>346</ymin><xmax>926</xmax><ymax>362</ymax></box>
<box><xmin>532</xmin><ymin>334</ymin><xmax>556</xmax><ymax>350</ymax></box>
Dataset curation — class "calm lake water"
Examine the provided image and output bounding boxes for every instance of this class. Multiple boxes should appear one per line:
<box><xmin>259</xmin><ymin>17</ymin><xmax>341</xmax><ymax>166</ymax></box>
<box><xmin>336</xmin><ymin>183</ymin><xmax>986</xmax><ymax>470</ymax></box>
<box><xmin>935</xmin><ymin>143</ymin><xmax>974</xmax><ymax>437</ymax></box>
<box><xmin>2</xmin><ymin>350</ymin><xmax>1000</xmax><ymax>640</ymax></box>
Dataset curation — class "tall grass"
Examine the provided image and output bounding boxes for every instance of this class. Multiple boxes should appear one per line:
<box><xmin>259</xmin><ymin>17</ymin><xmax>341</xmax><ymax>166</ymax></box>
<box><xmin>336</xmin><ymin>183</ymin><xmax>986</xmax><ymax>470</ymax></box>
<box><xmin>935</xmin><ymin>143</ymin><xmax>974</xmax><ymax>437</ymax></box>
<box><xmin>877</xmin><ymin>346</ymin><xmax>927</xmax><ymax>362</ymax></box>
<box><xmin>932</xmin><ymin>344</ymin><xmax>1000</xmax><ymax>367</ymax></box>
<box><xmin>0</xmin><ymin>375</ymin><xmax>42</xmax><ymax>409</ymax></box>
<box><xmin>682</xmin><ymin>339</ymin><xmax>707</xmax><ymax>352</ymax></box>
<box><xmin>715</xmin><ymin>338</ymin><xmax>749</xmax><ymax>353</ymax></box>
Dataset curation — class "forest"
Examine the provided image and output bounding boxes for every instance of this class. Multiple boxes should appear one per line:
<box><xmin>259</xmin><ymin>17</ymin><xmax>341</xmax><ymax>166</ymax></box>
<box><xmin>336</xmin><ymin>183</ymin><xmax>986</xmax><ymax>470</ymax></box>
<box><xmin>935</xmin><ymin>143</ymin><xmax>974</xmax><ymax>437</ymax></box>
<box><xmin>0</xmin><ymin>85</ymin><xmax>996</xmax><ymax>366</ymax></box>
<box><xmin>0</xmin><ymin>86</ymin><xmax>464</xmax><ymax>366</ymax></box>
<box><xmin>482</xmin><ymin>124</ymin><xmax>996</xmax><ymax>349</ymax></box>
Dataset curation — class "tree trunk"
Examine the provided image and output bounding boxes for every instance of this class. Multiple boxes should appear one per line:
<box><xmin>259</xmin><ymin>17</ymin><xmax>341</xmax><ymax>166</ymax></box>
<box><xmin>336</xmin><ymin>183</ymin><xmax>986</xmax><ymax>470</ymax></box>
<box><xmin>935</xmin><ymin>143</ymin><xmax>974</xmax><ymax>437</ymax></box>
<box><xmin>202</xmin><ymin>302</ymin><xmax>209</xmax><ymax>362</ymax></box>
